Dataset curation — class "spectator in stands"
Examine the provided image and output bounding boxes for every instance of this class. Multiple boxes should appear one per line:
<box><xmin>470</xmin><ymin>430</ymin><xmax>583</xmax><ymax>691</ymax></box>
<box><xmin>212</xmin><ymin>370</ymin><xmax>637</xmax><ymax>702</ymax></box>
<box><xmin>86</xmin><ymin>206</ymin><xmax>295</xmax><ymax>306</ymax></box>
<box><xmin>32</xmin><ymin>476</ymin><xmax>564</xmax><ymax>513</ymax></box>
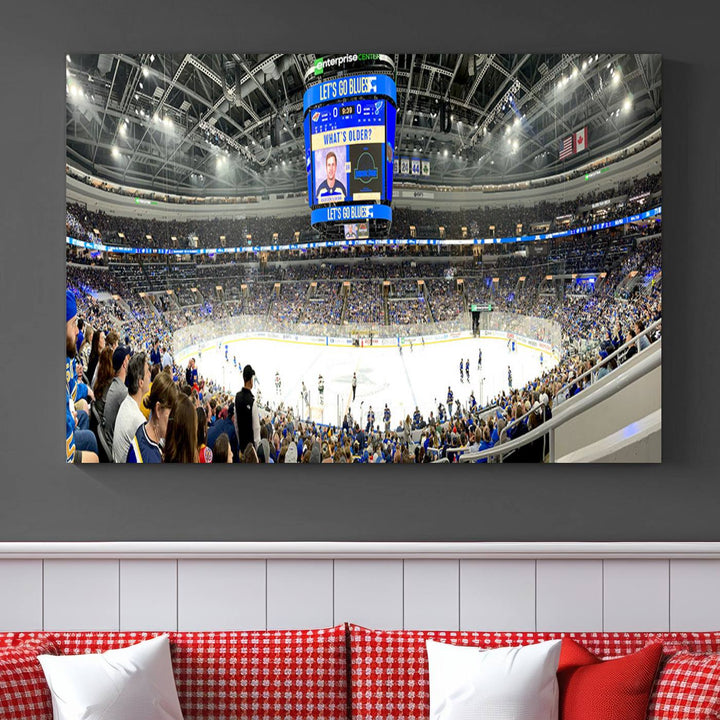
<box><xmin>75</xmin><ymin>318</ymin><xmax>85</xmax><ymax>355</ymax></box>
<box><xmin>79</xmin><ymin>324</ymin><xmax>93</xmax><ymax>367</ymax></box>
<box><xmin>164</xmin><ymin>393</ymin><xmax>199</xmax><ymax>463</ymax></box>
<box><xmin>622</xmin><ymin>329</ymin><xmax>638</xmax><ymax>363</ymax></box>
<box><xmin>113</xmin><ymin>352</ymin><xmax>151</xmax><ymax>463</ymax></box>
<box><xmin>150</xmin><ymin>338</ymin><xmax>161</xmax><ymax>367</ymax></box>
<box><xmin>635</xmin><ymin>320</ymin><xmax>650</xmax><ymax>351</ymax></box>
<box><xmin>243</xmin><ymin>443</ymin><xmax>259</xmax><ymax>463</ymax></box>
<box><xmin>127</xmin><ymin>371</ymin><xmax>177</xmax><ymax>463</ymax></box>
<box><xmin>86</xmin><ymin>329</ymin><xmax>105</xmax><ymax>388</ymax></box>
<box><xmin>66</xmin><ymin>289</ymin><xmax>98</xmax><ymax>464</ymax></box>
<box><xmin>196</xmin><ymin>406</ymin><xmax>212</xmax><ymax>463</ymax></box>
<box><xmin>91</xmin><ymin>347</ymin><xmax>114</xmax><ymax>417</ymax></box>
<box><xmin>235</xmin><ymin>365</ymin><xmax>260</xmax><ymax>453</ymax></box>
<box><xmin>102</xmin><ymin>346</ymin><xmax>131</xmax><ymax>451</ymax></box>
<box><xmin>211</xmin><ymin>433</ymin><xmax>232</xmax><ymax>463</ymax></box>
<box><xmin>106</xmin><ymin>330</ymin><xmax>120</xmax><ymax>352</ymax></box>
<box><xmin>207</xmin><ymin>401</ymin><xmax>239</xmax><ymax>462</ymax></box>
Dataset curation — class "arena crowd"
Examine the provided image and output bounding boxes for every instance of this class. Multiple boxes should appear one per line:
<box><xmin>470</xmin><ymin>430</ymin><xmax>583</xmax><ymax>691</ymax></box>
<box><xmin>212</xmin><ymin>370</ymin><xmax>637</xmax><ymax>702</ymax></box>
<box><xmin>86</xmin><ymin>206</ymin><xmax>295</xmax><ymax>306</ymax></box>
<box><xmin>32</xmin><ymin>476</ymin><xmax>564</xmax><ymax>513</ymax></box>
<box><xmin>65</xmin><ymin>180</ymin><xmax>661</xmax><ymax>463</ymax></box>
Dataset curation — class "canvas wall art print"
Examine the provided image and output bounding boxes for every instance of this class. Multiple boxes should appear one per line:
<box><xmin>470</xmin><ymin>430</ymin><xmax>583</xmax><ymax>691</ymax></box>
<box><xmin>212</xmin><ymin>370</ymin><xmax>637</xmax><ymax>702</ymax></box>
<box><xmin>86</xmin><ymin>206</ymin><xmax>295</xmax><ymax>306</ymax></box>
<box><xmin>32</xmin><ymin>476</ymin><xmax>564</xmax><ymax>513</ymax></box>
<box><xmin>65</xmin><ymin>53</ymin><xmax>662</xmax><ymax>464</ymax></box>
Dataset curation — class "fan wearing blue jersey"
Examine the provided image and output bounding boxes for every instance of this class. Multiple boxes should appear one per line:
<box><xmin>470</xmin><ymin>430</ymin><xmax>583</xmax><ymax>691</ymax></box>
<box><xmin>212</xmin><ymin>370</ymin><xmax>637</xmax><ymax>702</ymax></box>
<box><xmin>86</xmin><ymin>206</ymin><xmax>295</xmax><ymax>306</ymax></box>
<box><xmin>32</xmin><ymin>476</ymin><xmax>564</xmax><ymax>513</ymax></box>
<box><xmin>65</xmin><ymin>289</ymin><xmax>98</xmax><ymax>464</ymax></box>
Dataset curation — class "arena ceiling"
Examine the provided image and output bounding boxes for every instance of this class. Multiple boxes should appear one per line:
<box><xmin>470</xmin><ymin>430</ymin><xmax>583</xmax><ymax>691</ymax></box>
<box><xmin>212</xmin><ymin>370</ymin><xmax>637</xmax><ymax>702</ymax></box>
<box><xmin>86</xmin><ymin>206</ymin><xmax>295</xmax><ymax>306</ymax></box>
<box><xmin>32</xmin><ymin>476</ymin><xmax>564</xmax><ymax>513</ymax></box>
<box><xmin>66</xmin><ymin>53</ymin><xmax>661</xmax><ymax>197</ymax></box>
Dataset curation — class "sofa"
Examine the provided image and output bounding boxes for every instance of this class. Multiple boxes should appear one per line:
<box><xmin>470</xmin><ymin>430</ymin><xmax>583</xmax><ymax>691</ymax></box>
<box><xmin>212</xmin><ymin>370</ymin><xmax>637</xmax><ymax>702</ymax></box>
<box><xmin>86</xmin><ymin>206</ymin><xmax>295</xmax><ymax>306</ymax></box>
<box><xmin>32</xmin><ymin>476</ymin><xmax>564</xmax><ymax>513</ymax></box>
<box><xmin>1</xmin><ymin>624</ymin><xmax>719</xmax><ymax>719</ymax></box>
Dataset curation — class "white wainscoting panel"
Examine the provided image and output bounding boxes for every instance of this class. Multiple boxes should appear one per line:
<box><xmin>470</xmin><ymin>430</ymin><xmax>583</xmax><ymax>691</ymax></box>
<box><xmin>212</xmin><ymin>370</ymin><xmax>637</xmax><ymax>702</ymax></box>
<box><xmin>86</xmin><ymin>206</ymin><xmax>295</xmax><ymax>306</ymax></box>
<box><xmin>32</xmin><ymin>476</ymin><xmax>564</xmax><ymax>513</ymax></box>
<box><xmin>43</xmin><ymin>560</ymin><xmax>120</xmax><ymax>631</ymax></box>
<box><xmin>177</xmin><ymin>560</ymin><xmax>265</xmax><ymax>631</ymax></box>
<box><xmin>536</xmin><ymin>560</ymin><xmax>603</xmax><ymax>631</ymax></box>
<box><xmin>670</xmin><ymin>559</ymin><xmax>720</xmax><ymax>630</ymax></box>
<box><xmin>0</xmin><ymin>560</ymin><xmax>43</xmax><ymax>631</ymax></box>
<box><xmin>460</xmin><ymin>560</ymin><xmax>536</xmax><ymax>631</ymax></box>
<box><xmin>2</xmin><ymin>546</ymin><xmax>720</xmax><ymax>634</ymax></box>
<box><xmin>334</xmin><ymin>559</ymin><xmax>403</xmax><ymax>629</ymax></box>
<box><xmin>120</xmin><ymin>560</ymin><xmax>178</xmax><ymax>632</ymax></box>
<box><xmin>266</xmin><ymin>560</ymin><xmax>334</xmax><ymax>629</ymax></box>
<box><xmin>403</xmin><ymin>560</ymin><xmax>459</xmax><ymax>630</ymax></box>
<box><xmin>603</xmin><ymin>560</ymin><xmax>669</xmax><ymax>631</ymax></box>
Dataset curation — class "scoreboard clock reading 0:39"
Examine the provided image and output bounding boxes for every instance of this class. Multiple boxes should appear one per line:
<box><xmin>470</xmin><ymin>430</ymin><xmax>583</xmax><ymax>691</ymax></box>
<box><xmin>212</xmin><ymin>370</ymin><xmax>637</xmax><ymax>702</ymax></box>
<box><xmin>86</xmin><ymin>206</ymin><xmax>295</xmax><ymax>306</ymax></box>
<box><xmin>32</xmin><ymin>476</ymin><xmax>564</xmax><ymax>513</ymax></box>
<box><xmin>303</xmin><ymin>74</ymin><xmax>397</xmax><ymax>227</ymax></box>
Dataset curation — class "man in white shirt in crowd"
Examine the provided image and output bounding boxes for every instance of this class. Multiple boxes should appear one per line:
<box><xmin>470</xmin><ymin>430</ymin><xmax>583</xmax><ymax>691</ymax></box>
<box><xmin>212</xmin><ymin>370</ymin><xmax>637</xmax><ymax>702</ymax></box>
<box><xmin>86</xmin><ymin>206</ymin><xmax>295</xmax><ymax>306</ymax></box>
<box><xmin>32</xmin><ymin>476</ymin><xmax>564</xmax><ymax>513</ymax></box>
<box><xmin>113</xmin><ymin>352</ymin><xmax>151</xmax><ymax>463</ymax></box>
<box><xmin>161</xmin><ymin>345</ymin><xmax>173</xmax><ymax>369</ymax></box>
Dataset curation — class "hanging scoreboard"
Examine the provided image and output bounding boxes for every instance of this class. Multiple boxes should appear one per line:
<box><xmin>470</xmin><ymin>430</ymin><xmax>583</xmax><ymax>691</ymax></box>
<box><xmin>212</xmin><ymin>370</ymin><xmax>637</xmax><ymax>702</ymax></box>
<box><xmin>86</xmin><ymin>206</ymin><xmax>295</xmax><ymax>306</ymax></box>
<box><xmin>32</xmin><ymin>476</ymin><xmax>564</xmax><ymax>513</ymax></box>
<box><xmin>303</xmin><ymin>73</ymin><xmax>396</xmax><ymax>232</ymax></box>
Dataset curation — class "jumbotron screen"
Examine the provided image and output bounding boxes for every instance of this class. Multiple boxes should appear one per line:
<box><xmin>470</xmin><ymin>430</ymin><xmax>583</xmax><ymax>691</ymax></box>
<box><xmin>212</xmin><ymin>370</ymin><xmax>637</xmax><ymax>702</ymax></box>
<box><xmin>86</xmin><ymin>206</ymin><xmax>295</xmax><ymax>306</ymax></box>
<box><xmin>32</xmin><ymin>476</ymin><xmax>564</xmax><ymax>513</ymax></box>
<box><xmin>303</xmin><ymin>74</ymin><xmax>396</xmax><ymax>228</ymax></box>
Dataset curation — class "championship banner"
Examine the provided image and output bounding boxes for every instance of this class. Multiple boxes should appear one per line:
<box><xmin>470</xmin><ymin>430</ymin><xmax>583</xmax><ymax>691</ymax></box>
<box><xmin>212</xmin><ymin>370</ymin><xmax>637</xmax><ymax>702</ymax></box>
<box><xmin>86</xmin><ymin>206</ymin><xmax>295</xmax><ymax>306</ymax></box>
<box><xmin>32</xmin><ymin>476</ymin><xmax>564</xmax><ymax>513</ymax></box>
<box><xmin>411</xmin><ymin>158</ymin><xmax>420</xmax><ymax>175</ymax></box>
<box><xmin>393</xmin><ymin>158</ymin><xmax>399</xmax><ymax>175</ymax></box>
<box><xmin>421</xmin><ymin>159</ymin><xmax>430</xmax><ymax>176</ymax></box>
<box><xmin>400</xmin><ymin>157</ymin><xmax>409</xmax><ymax>174</ymax></box>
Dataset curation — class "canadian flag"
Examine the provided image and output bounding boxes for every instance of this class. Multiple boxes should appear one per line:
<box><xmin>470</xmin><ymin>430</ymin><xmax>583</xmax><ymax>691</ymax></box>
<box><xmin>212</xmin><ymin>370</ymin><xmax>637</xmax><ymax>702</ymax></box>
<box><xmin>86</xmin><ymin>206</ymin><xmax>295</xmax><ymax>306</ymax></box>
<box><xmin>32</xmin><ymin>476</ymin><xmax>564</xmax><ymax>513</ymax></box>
<box><xmin>574</xmin><ymin>126</ymin><xmax>588</xmax><ymax>153</ymax></box>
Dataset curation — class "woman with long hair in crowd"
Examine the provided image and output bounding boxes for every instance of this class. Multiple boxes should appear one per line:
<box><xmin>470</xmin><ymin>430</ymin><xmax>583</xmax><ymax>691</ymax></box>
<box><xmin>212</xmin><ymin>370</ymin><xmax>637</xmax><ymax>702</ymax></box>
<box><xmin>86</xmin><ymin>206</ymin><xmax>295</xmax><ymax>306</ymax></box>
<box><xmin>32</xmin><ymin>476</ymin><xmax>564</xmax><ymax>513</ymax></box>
<box><xmin>91</xmin><ymin>346</ymin><xmax>115</xmax><ymax>417</ymax></box>
<box><xmin>86</xmin><ymin>328</ymin><xmax>105</xmax><ymax>386</ymax></box>
<box><xmin>164</xmin><ymin>393</ymin><xmax>199</xmax><ymax>463</ymax></box>
<box><xmin>196</xmin><ymin>406</ymin><xmax>212</xmax><ymax>463</ymax></box>
<box><xmin>127</xmin><ymin>371</ymin><xmax>177</xmax><ymax>463</ymax></box>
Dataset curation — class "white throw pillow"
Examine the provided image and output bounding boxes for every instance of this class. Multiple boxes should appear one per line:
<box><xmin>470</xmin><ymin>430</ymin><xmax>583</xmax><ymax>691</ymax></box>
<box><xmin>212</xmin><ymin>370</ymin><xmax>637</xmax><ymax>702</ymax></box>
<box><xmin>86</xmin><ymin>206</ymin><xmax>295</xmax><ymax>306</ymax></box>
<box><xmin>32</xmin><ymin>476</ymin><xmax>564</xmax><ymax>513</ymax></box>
<box><xmin>426</xmin><ymin>638</ymin><xmax>562</xmax><ymax>720</ymax></box>
<box><xmin>38</xmin><ymin>634</ymin><xmax>184</xmax><ymax>720</ymax></box>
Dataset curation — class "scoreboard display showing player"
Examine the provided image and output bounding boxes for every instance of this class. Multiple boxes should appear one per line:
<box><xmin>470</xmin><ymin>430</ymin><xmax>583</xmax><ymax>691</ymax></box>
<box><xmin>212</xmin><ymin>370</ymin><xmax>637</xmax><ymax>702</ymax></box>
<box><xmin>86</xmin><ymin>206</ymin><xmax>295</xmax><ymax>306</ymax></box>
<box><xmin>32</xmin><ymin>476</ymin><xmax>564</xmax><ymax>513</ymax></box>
<box><xmin>303</xmin><ymin>73</ymin><xmax>396</xmax><ymax>232</ymax></box>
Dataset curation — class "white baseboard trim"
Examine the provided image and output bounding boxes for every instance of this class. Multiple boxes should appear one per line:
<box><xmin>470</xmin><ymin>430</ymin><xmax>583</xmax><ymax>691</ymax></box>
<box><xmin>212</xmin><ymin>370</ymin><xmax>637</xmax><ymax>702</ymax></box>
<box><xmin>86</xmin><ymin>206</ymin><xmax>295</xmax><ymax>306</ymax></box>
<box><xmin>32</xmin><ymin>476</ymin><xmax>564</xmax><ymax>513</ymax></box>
<box><xmin>1</xmin><ymin>542</ymin><xmax>719</xmax><ymax>560</ymax></box>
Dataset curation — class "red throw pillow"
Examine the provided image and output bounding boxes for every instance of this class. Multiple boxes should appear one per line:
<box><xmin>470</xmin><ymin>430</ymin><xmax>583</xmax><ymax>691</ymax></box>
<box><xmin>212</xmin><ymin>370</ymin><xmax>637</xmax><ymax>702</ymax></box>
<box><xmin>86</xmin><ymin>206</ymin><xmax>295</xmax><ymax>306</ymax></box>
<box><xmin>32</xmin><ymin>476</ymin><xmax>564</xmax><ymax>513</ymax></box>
<box><xmin>558</xmin><ymin>637</ymin><xmax>663</xmax><ymax>720</ymax></box>
<box><xmin>0</xmin><ymin>635</ymin><xmax>60</xmax><ymax>720</ymax></box>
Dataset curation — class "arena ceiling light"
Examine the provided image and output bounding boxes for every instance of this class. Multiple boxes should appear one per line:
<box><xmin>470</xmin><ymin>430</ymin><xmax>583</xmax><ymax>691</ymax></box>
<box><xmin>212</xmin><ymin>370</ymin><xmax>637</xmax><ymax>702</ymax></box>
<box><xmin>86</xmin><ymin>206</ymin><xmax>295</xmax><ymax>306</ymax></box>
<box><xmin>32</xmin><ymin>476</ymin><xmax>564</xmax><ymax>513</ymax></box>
<box><xmin>111</xmin><ymin>146</ymin><xmax>120</xmax><ymax>157</ymax></box>
<box><xmin>623</xmin><ymin>97</ymin><xmax>633</xmax><ymax>112</ymax></box>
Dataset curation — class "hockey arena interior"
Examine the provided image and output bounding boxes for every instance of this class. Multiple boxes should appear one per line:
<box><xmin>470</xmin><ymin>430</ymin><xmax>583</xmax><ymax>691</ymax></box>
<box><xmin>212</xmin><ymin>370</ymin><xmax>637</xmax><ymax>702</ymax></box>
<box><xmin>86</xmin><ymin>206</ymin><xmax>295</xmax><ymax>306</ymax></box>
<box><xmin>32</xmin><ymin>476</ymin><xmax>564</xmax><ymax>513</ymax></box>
<box><xmin>65</xmin><ymin>53</ymin><xmax>662</xmax><ymax>464</ymax></box>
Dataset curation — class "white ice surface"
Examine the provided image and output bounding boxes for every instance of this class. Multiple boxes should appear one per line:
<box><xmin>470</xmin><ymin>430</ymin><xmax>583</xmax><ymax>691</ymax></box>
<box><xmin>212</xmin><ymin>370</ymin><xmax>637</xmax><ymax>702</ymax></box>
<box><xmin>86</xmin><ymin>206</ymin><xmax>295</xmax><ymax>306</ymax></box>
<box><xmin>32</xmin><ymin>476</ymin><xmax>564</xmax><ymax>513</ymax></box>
<box><xmin>177</xmin><ymin>334</ymin><xmax>556</xmax><ymax>428</ymax></box>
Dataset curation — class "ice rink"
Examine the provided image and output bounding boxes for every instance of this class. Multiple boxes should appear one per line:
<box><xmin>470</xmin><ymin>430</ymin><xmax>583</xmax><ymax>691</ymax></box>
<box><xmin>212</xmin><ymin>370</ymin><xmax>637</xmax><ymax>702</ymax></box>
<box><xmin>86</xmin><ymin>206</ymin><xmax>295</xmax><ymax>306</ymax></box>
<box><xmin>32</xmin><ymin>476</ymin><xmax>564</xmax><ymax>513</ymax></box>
<box><xmin>176</xmin><ymin>334</ymin><xmax>556</xmax><ymax>428</ymax></box>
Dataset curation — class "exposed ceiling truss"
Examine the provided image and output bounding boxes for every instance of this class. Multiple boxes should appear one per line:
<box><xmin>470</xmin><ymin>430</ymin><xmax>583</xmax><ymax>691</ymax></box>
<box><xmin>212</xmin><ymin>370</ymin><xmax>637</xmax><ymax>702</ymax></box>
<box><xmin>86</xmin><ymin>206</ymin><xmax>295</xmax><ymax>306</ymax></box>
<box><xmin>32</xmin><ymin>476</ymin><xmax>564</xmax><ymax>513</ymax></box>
<box><xmin>65</xmin><ymin>53</ymin><xmax>662</xmax><ymax>197</ymax></box>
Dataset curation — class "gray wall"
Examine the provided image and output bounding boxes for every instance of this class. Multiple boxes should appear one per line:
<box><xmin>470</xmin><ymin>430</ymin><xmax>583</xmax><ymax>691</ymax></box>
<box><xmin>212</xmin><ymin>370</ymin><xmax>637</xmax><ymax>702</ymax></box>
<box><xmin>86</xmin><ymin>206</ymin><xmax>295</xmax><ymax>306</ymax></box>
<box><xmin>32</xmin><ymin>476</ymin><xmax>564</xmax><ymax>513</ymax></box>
<box><xmin>0</xmin><ymin>0</ymin><xmax>715</xmax><ymax>542</ymax></box>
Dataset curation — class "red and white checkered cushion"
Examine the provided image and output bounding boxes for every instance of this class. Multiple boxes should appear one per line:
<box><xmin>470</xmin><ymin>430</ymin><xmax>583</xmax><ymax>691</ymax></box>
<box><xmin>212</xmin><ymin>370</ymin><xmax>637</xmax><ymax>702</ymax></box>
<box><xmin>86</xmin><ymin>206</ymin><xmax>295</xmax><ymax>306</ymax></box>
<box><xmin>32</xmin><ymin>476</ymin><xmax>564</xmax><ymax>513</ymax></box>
<box><xmin>0</xmin><ymin>634</ymin><xmax>60</xmax><ymax>720</ymax></box>
<box><xmin>1</xmin><ymin>627</ymin><xmax>348</xmax><ymax>720</ymax></box>
<box><xmin>348</xmin><ymin>625</ymin><xmax>652</xmax><ymax>720</ymax></box>
<box><xmin>647</xmin><ymin>633</ymin><xmax>720</xmax><ymax>654</ymax></box>
<box><xmin>647</xmin><ymin>652</ymin><xmax>720</xmax><ymax>720</ymax></box>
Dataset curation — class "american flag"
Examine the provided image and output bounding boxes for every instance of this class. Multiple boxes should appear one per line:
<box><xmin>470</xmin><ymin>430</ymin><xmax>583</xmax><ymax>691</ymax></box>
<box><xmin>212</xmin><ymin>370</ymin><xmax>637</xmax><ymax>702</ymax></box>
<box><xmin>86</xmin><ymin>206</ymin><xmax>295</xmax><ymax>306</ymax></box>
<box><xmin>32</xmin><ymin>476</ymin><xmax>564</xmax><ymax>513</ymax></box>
<box><xmin>559</xmin><ymin>134</ymin><xmax>574</xmax><ymax>160</ymax></box>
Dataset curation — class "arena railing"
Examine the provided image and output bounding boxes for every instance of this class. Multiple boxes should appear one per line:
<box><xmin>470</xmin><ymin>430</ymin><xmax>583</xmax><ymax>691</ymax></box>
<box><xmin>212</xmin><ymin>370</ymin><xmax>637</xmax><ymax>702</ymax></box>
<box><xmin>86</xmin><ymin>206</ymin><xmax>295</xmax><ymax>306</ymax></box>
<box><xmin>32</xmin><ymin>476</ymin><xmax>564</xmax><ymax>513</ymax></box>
<box><xmin>496</xmin><ymin>319</ymin><xmax>661</xmax><ymax>447</ymax></box>
<box><xmin>458</xmin><ymin>337</ymin><xmax>661</xmax><ymax>463</ymax></box>
<box><xmin>551</xmin><ymin>318</ymin><xmax>662</xmax><ymax>408</ymax></box>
